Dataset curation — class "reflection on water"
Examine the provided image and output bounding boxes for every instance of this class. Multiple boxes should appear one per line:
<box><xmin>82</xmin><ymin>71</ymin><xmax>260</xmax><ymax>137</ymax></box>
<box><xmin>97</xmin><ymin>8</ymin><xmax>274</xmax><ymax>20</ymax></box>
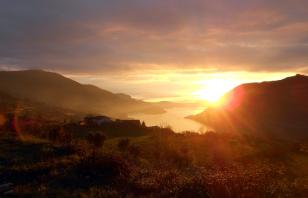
<box><xmin>129</xmin><ymin>106</ymin><xmax>208</xmax><ymax>133</ymax></box>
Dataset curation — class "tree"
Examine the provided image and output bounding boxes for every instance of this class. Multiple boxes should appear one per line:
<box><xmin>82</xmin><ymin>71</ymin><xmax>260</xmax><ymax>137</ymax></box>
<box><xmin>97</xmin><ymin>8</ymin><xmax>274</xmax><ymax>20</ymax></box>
<box><xmin>58</xmin><ymin>127</ymin><xmax>72</xmax><ymax>146</ymax></box>
<box><xmin>87</xmin><ymin>133</ymin><xmax>106</xmax><ymax>156</ymax></box>
<box><xmin>48</xmin><ymin>126</ymin><xmax>60</xmax><ymax>142</ymax></box>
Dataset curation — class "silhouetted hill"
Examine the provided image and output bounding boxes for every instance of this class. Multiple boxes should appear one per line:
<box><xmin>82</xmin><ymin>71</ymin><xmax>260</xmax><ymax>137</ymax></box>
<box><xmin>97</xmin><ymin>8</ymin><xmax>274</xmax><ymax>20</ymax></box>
<box><xmin>0</xmin><ymin>90</ymin><xmax>81</xmax><ymax>122</ymax></box>
<box><xmin>190</xmin><ymin>74</ymin><xmax>308</xmax><ymax>140</ymax></box>
<box><xmin>0</xmin><ymin>70</ymin><xmax>165</xmax><ymax>118</ymax></box>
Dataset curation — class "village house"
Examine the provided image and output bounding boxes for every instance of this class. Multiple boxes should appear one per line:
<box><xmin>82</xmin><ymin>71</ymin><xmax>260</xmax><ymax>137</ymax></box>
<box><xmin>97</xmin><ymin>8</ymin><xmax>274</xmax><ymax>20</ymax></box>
<box><xmin>82</xmin><ymin>116</ymin><xmax>113</xmax><ymax>126</ymax></box>
<box><xmin>115</xmin><ymin>119</ymin><xmax>141</xmax><ymax>127</ymax></box>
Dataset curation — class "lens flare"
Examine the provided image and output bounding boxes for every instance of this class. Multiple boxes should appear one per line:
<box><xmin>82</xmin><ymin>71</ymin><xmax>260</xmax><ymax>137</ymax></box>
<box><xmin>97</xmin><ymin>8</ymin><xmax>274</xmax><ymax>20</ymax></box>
<box><xmin>0</xmin><ymin>114</ymin><xmax>6</xmax><ymax>128</ymax></box>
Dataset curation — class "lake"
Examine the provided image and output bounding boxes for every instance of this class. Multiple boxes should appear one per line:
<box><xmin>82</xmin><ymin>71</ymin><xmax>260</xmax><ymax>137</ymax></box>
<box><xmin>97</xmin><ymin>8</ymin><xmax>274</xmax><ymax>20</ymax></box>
<box><xmin>129</xmin><ymin>106</ymin><xmax>208</xmax><ymax>133</ymax></box>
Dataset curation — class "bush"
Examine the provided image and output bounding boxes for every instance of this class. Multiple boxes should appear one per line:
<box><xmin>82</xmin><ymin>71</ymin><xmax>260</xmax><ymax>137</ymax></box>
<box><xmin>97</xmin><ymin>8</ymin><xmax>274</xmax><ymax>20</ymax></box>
<box><xmin>72</xmin><ymin>154</ymin><xmax>130</xmax><ymax>186</ymax></box>
<box><xmin>128</xmin><ymin>144</ymin><xmax>141</xmax><ymax>158</ymax></box>
<box><xmin>176</xmin><ymin>176</ymin><xmax>210</xmax><ymax>198</ymax></box>
<box><xmin>47</xmin><ymin>126</ymin><xmax>73</xmax><ymax>146</ymax></box>
<box><xmin>80</xmin><ymin>187</ymin><xmax>122</xmax><ymax>198</ymax></box>
<box><xmin>87</xmin><ymin>133</ymin><xmax>106</xmax><ymax>153</ymax></box>
<box><xmin>117</xmin><ymin>138</ymin><xmax>130</xmax><ymax>152</ymax></box>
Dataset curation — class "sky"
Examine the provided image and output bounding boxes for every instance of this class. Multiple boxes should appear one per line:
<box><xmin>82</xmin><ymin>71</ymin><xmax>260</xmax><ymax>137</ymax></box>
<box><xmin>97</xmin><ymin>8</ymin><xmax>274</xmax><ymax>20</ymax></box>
<box><xmin>1</xmin><ymin>0</ymin><xmax>308</xmax><ymax>102</ymax></box>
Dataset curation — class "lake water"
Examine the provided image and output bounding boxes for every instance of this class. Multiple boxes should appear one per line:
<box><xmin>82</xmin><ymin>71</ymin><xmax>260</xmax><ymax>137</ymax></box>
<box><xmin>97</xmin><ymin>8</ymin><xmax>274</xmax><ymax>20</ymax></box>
<box><xmin>129</xmin><ymin>106</ymin><xmax>208</xmax><ymax>133</ymax></box>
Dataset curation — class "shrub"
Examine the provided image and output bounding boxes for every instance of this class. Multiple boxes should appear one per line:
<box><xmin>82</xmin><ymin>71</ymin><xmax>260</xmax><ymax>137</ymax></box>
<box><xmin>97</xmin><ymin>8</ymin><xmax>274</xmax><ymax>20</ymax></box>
<box><xmin>58</xmin><ymin>127</ymin><xmax>72</xmax><ymax>146</ymax></box>
<box><xmin>117</xmin><ymin>138</ymin><xmax>130</xmax><ymax>152</ymax></box>
<box><xmin>80</xmin><ymin>187</ymin><xmax>121</xmax><ymax>198</ymax></box>
<box><xmin>128</xmin><ymin>144</ymin><xmax>141</xmax><ymax>158</ymax></box>
<box><xmin>48</xmin><ymin>126</ymin><xmax>61</xmax><ymax>142</ymax></box>
<box><xmin>47</xmin><ymin>126</ymin><xmax>72</xmax><ymax>146</ymax></box>
<box><xmin>72</xmin><ymin>154</ymin><xmax>130</xmax><ymax>186</ymax></box>
<box><xmin>87</xmin><ymin>133</ymin><xmax>106</xmax><ymax>153</ymax></box>
<box><xmin>176</xmin><ymin>176</ymin><xmax>210</xmax><ymax>198</ymax></box>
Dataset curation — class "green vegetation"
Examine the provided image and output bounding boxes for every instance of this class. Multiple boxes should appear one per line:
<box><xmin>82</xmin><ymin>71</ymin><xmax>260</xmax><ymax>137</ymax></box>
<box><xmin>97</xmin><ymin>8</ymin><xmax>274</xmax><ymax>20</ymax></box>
<box><xmin>0</xmin><ymin>121</ymin><xmax>307</xmax><ymax>197</ymax></box>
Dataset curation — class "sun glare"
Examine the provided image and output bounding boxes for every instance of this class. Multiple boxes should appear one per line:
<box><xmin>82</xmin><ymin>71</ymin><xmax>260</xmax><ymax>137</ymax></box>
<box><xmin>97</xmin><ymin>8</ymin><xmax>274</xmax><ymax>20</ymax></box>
<box><xmin>194</xmin><ymin>79</ymin><xmax>237</xmax><ymax>104</ymax></box>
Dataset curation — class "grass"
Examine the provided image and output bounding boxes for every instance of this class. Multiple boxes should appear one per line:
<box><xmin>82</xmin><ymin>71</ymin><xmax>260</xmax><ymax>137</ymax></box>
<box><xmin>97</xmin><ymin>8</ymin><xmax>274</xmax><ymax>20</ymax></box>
<box><xmin>0</xmin><ymin>128</ymin><xmax>307</xmax><ymax>197</ymax></box>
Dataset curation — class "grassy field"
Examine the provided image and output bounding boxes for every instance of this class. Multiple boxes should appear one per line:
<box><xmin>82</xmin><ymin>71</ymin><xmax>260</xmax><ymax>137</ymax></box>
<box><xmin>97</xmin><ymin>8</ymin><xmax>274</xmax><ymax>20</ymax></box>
<box><xmin>0</xmin><ymin>128</ymin><xmax>307</xmax><ymax>197</ymax></box>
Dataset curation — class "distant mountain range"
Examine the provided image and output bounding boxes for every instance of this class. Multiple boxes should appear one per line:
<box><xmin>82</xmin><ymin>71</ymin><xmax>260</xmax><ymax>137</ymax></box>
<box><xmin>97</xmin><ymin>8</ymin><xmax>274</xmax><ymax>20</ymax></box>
<box><xmin>0</xmin><ymin>70</ymin><xmax>166</xmax><ymax>119</ymax></box>
<box><xmin>189</xmin><ymin>74</ymin><xmax>308</xmax><ymax>140</ymax></box>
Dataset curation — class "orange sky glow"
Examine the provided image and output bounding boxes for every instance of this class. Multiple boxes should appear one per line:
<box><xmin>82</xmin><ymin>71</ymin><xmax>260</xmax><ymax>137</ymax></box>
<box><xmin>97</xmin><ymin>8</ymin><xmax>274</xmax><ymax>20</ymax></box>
<box><xmin>1</xmin><ymin>0</ymin><xmax>308</xmax><ymax>103</ymax></box>
<box><xmin>67</xmin><ymin>70</ymin><xmax>295</xmax><ymax>103</ymax></box>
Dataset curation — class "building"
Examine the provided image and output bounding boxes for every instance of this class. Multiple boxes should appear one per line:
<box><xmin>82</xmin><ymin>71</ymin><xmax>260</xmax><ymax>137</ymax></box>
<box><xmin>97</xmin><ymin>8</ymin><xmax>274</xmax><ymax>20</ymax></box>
<box><xmin>83</xmin><ymin>116</ymin><xmax>113</xmax><ymax>126</ymax></box>
<box><xmin>115</xmin><ymin>119</ymin><xmax>141</xmax><ymax>127</ymax></box>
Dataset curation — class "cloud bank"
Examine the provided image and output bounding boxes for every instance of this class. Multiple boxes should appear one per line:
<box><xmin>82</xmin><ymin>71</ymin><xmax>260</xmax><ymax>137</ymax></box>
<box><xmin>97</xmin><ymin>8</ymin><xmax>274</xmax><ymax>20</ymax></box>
<box><xmin>1</xmin><ymin>0</ymin><xmax>308</xmax><ymax>73</ymax></box>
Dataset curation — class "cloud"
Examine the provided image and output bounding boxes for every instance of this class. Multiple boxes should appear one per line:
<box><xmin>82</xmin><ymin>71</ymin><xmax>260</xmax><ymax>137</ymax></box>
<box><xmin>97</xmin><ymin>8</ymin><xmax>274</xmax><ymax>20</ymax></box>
<box><xmin>0</xmin><ymin>0</ymin><xmax>308</xmax><ymax>74</ymax></box>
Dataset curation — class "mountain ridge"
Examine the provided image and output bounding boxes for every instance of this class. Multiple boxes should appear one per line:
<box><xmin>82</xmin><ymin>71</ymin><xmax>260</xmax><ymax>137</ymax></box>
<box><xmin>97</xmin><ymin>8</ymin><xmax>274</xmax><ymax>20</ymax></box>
<box><xmin>0</xmin><ymin>70</ymin><xmax>165</xmax><ymax>118</ymax></box>
<box><xmin>190</xmin><ymin>74</ymin><xmax>308</xmax><ymax>140</ymax></box>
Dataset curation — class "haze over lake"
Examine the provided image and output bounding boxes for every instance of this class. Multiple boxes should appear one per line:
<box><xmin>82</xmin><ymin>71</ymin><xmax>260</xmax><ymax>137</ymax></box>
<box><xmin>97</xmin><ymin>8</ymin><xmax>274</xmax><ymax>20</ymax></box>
<box><xmin>129</xmin><ymin>106</ymin><xmax>208</xmax><ymax>133</ymax></box>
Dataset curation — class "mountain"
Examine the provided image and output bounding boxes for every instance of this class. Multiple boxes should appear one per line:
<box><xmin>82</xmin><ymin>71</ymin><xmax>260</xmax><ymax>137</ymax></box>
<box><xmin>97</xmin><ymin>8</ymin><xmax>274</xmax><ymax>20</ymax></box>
<box><xmin>0</xmin><ymin>70</ymin><xmax>165</xmax><ymax>118</ymax></box>
<box><xmin>0</xmin><ymin>90</ymin><xmax>82</xmax><ymax>121</ymax></box>
<box><xmin>190</xmin><ymin>74</ymin><xmax>308</xmax><ymax>140</ymax></box>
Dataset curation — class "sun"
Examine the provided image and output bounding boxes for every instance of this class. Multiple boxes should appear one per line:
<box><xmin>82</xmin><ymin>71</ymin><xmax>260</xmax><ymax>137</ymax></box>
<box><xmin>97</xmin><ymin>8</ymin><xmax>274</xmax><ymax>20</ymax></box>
<box><xmin>194</xmin><ymin>79</ymin><xmax>236</xmax><ymax>105</ymax></box>
<box><xmin>204</xmin><ymin>90</ymin><xmax>224</xmax><ymax>103</ymax></box>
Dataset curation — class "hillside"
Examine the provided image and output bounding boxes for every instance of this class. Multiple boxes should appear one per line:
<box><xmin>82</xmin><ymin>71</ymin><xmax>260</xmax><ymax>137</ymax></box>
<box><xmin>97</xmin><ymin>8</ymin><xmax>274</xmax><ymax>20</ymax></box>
<box><xmin>0</xmin><ymin>90</ymin><xmax>83</xmax><ymax>122</ymax></box>
<box><xmin>190</xmin><ymin>74</ymin><xmax>308</xmax><ymax>140</ymax></box>
<box><xmin>0</xmin><ymin>70</ymin><xmax>165</xmax><ymax>118</ymax></box>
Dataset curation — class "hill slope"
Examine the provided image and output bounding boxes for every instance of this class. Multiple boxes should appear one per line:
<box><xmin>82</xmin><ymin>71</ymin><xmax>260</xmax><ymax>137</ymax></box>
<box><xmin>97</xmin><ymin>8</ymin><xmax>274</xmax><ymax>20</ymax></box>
<box><xmin>190</xmin><ymin>74</ymin><xmax>308</xmax><ymax>139</ymax></box>
<box><xmin>0</xmin><ymin>70</ymin><xmax>164</xmax><ymax>118</ymax></box>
